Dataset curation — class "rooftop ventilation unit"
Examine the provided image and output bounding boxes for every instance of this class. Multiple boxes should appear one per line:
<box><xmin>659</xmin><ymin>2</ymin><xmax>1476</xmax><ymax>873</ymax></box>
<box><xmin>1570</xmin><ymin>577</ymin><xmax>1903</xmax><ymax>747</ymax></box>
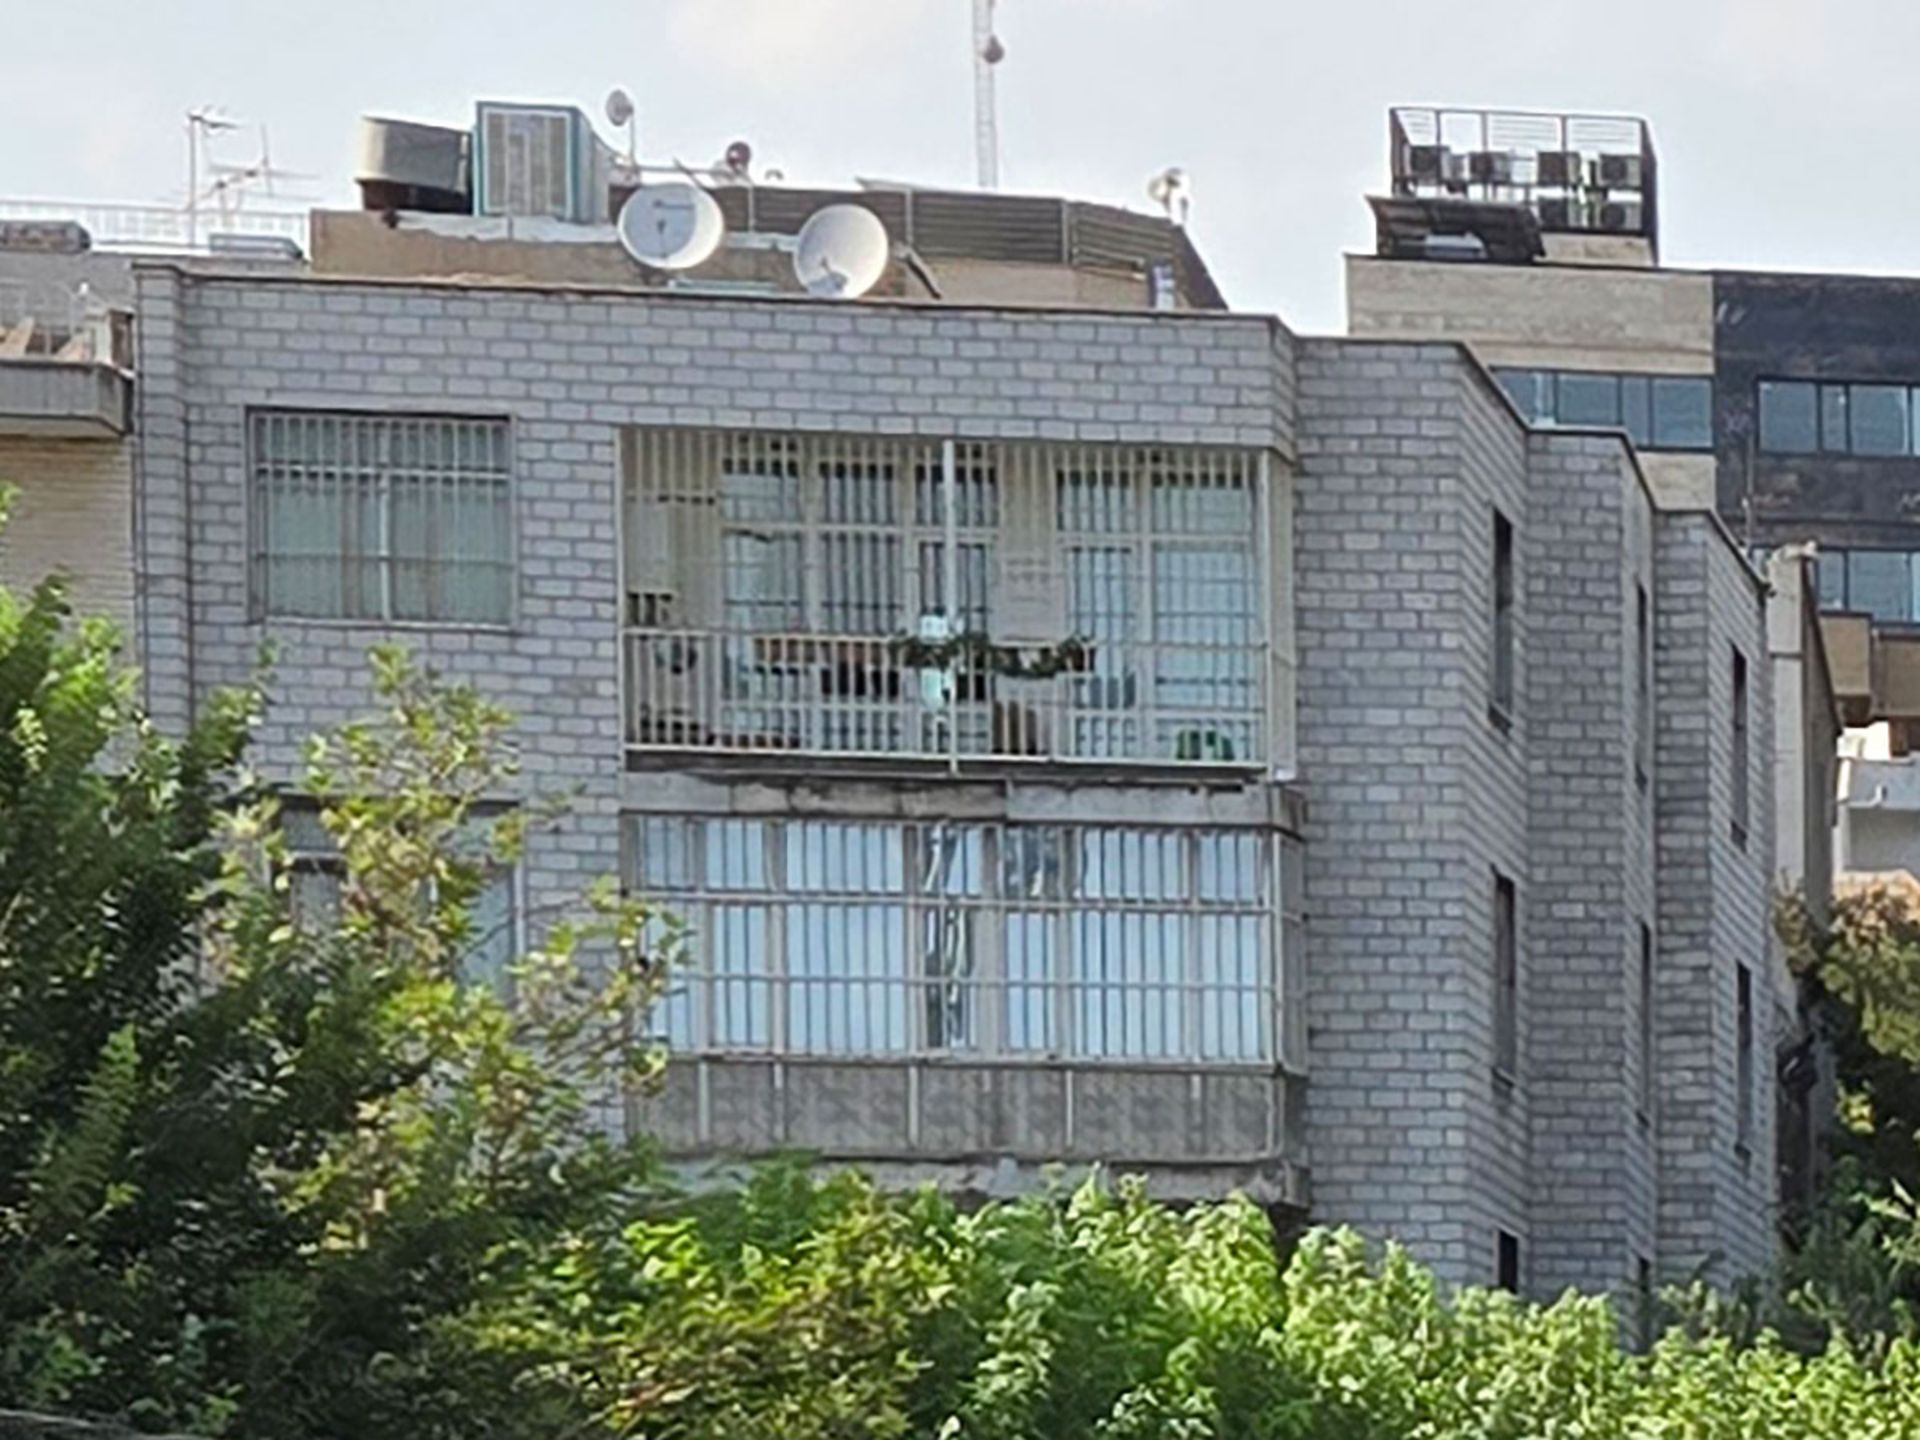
<box><xmin>472</xmin><ymin>102</ymin><xmax>617</xmax><ymax>222</ymax></box>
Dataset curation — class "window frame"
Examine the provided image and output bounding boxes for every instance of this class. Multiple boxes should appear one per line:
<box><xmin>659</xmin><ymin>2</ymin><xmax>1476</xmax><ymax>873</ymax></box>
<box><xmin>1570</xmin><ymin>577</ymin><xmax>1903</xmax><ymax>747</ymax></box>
<box><xmin>1492</xmin><ymin>870</ymin><xmax>1519</xmax><ymax>1083</ymax></box>
<box><xmin>1491</xmin><ymin>508</ymin><xmax>1516</xmax><ymax>727</ymax></box>
<box><xmin>1755</xmin><ymin>377</ymin><xmax>1920</xmax><ymax>458</ymax></box>
<box><xmin>248</xmin><ymin>408</ymin><xmax>517</xmax><ymax>628</ymax></box>
<box><xmin>1730</xmin><ymin>645</ymin><xmax>1750</xmax><ymax>847</ymax></box>
<box><xmin>1735</xmin><ymin>961</ymin><xmax>1755</xmax><ymax>1154</ymax></box>
<box><xmin>1489</xmin><ymin>368</ymin><xmax>1713</xmax><ymax>451</ymax></box>
<box><xmin>1637</xmin><ymin>920</ymin><xmax>1655</xmax><ymax>1127</ymax></box>
<box><xmin>1496</xmin><ymin>1229</ymin><xmax>1522</xmax><ymax>1293</ymax></box>
<box><xmin>1633</xmin><ymin>581</ymin><xmax>1651</xmax><ymax>790</ymax></box>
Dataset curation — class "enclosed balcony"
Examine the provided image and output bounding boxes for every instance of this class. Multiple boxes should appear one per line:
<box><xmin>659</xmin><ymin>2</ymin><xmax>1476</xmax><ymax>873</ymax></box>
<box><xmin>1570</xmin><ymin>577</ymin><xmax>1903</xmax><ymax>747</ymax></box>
<box><xmin>0</xmin><ymin>280</ymin><xmax>132</xmax><ymax>438</ymax></box>
<box><xmin>620</xmin><ymin>430</ymin><xmax>1292</xmax><ymax>775</ymax></box>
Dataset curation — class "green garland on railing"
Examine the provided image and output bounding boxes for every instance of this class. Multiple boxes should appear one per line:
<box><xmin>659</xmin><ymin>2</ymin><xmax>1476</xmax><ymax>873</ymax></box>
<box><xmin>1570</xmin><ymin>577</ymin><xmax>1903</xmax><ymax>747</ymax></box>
<box><xmin>887</xmin><ymin>631</ymin><xmax>1096</xmax><ymax>679</ymax></box>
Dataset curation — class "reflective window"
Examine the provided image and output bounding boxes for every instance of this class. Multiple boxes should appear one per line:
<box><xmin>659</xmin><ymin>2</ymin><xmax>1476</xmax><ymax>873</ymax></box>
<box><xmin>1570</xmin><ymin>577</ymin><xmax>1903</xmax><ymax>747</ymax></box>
<box><xmin>1758</xmin><ymin>381</ymin><xmax>1817</xmax><ymax>453</ymax></box>
<box><xmin>1816</xmin><ymin>549</ymin><xmax>1920</xmax><ymax>622</ymax></box>
<box><xmin>1490</xmin><ymin>368</ymin><xmax>1713</xmax><ymax>450</ymax></box>
<box><xmin>1853</xmin><ymin>385</ymin><xmax>1910</xmax><ymax>455</ymax></box>
<box><xmin>1821</xmin><ymin>385</ymin><xmax>1851</xmax><ymax>453</ymax></box>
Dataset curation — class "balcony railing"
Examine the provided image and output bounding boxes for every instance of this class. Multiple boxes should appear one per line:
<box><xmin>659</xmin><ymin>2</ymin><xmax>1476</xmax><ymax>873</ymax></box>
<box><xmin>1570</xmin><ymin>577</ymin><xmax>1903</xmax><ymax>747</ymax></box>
<box><xmin>0</xmin><ymin>281</ymin><xmax>128</xmax><ymax>367</ymax></box>
<box><xmin>621</xmin><ymin>428</ymin><xmax>1287</xmax><ymax>771</ymax></box>
<box><xmin>624</xmin><ymin>627</ymin><xmax>1266</xmax><ymax>766</ymax></box>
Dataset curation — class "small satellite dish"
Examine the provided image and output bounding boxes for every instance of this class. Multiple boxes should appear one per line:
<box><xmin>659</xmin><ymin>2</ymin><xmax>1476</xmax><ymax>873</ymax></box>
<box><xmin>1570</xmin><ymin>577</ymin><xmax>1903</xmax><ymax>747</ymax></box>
<box><xmin>793</xmin><ymin>204</ymin><xmax>890</xmax><ymax>299</ymax></box>
<box><xmin>616</xmin><ymin>183</ymin><xmax>725</xmax><ymax>271</ymax></box>
<box><xmin>606</xmin><ymin>88</ymin><xmax>634</xmax><ymax>128</ymax></box>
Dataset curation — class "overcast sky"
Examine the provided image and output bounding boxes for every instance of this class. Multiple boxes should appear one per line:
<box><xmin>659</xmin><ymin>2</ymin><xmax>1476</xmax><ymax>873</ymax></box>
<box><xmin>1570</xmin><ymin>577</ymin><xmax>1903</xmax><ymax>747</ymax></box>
<box><xmin>13</xmin><ymin>0</ymin><xmax>1914</xmax><ymax>331</ymax></box>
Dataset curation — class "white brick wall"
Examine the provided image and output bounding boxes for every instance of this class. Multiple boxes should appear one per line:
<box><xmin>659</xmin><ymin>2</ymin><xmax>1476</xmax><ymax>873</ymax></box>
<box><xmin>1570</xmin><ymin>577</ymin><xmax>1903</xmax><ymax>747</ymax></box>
<box><xmin>0</xmin><ymin>436</ymin><xmax>134</xmax><ymax>634</ymax></box>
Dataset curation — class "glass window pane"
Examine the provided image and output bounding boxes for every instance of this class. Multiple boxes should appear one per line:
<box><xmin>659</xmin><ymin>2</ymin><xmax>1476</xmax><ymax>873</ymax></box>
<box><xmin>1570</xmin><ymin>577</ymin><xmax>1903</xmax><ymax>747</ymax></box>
<box><xmin>1817</xmin><ymin>550</ymin><xmax>1848</xmax><ymax>611</ymax></box>
<box><xmin>1821</xmin><ymin>386</ymin><xmax>1850</xmax><ymax>453</ymax></box>
<box><xmin>1851</xmin><ymin>385</ymin><xmax>1910</xmax><ymax>456</ymax></box>
<box><xmin>1619</xmin><ymin>376</ymin><xmax>1652</xmax><ymax>447</ymax></box>
<box><xmin>1848</xmin><ymin>551</ymin><xmax>1911</xmax><ymax>622</ymax></box>
<box><xmin>1496</xmin><ymin>369</ymin><xmax>1553</xmax><ymax>423</ymax></box>
<box><xmin>1651</xmin><ymin>378</ymin><xmax>1712</xmax><ymax>449</ymax></box>
<box><xmin>1556</xmin><ymin>373</ymin><xmax>1619</xmax><ymax>427</ymax></box>
<box><xmin>1758</xmin><ymin>381</ymin><xmax>1817</xmax><ymax>452</ymax></box>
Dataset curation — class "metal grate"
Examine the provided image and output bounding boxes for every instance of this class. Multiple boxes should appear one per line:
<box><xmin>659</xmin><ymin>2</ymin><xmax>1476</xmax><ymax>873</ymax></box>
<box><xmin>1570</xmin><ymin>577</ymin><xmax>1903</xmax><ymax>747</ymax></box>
<box><xmin>250</xmin><ymin>411</ymin><xmax>513</xmax><ymax>624</ymax></box>
<box><xmin>623</xmin><ymin>429</ymin><xmax>1280</xmax><ymax>768</ymax></box>
<box><xmin>631</xmin><ymin>815</ymin><xmax>1293</xmax><ymax>1064</ymax></box>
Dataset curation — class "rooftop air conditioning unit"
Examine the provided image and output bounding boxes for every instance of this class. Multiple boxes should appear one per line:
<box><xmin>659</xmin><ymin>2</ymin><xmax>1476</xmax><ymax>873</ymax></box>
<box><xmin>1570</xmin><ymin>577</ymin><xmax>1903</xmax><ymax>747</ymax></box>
<box><xmin>1469</xmin><ymin>150</ymin><xmax>1514</xmax><ymax>184</ymax></box>
<box><xmin>1536</xmin><ymin>150</ymin><xmax>1584</xmax><ymax>187</ymax></box>
<box><xmin>1406</xmin><ymin>144</ymin><xmax>1448</xmax><ymax>181</ymax></box>
<box><xmin>1536</xmin><ymin>197</ymin><xmax>1574</xmax><ymax>230</ymax></box>
<box><xmin>1597</xmin><ymin>153</ymin><xmax>1645</xmax><ymax>190</ymax></box>
<box><xmin>1599</xmin><ymin>200</ymin><xmax>1644</xmax><ymax>232</ymax></box>
<box><xmin>473</xmin><ymin>102</ymin><xmax>617</xmax><ymax>222</ymax></box>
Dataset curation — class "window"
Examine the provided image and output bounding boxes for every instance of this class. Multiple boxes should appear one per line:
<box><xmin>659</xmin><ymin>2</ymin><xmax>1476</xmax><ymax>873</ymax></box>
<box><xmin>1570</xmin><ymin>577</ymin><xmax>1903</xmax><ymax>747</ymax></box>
<box><xmin>1853</xmin><ymin>384</ymin><xmax>1911</xmax><ymax>455</ymax></box>
<box><xmin>1758</xmin><ymin>380</ymin><xmax>1817</xmax><ymax>453</ymax></box>
<box><xmin>1635</xmin><ymin>1256</ymin><xmax>1655</xmax><ymax>1350</ymax></box>
<box><xmin>1736</xmin><ymin>962</ymin><xmax>1755</xmax><ymax>1151</ymax></box>
<box><xmin>251</xmin><ymin>412</ymin><xmax>513</xmax><ymax>623</ymax></box>
<box><xmin>1634</xmin><ymin>582</ymin><xmax>1651</xmax><ymax>789</ymax></box>
<box><xmin>1730</xmin><ymin>646</ymin><xmax>1750</xmax><ymax>845</ymax></box>
<box><xmin>1493</xmin><ymin>871</ymin><xmax>1518</xmax><ymax>1079</ymax></box>
<box><xmin>632</xmin><ymin>816</ymin><xmax>1282</xmax><ymax>1062</ymax></box>
<box><xmin>281</xmin><ymin>804</ymin><xmax>519</xmax><ymax>989</ymax></box>
<box><xmin>1491</xmin><ymin>508</ymin><xmax>1515</xmax><ymax>723</ymax></box>
<box><xmin>1489</xmin><ymin>369</ymin><xmax>1713</xmax><ymax>451</ymax></box>
<box><xmin>1497</xmin><ymin>1230</ymin><xmax>1521</xmax><ymax>1293</ymax></box>
<box><xmin>1638</xmin><ymin>921</ymin><xmax>1655</xmax><ymax>1125</ymax></box>
<box><xmin>1814</xmin><ymin>549</ymin><xmax>1920</xmax><ymax>622</ymax></box>
<box><xmin>1820</xmin><ymin>384</ymin><xmax>1850</xmax><ymax>453</ymax></box>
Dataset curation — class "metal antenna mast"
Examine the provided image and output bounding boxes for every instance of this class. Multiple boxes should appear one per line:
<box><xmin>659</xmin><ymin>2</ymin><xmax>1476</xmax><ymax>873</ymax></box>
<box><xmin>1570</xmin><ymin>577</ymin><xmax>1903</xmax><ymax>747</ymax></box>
<box><xmin>973</xmin><ymin>0</ymin><xmax>1005</xmax><ymax>189</ymax></box>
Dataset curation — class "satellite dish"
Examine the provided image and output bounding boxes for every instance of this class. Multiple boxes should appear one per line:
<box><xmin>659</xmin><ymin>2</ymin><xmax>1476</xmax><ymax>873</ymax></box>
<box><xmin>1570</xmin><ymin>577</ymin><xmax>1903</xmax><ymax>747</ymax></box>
<box><xmin>793</xmin><ymin>204</ymin><xmax>890</xmax><ymax>299</ymax></box>
<box><xmin>616</xmin><ymin>183</ymin><xmax>725</xmax><ymax>271</ymax></box>
<box><xmin>606</xmin><ymin>88</ymin><xmax>634</xmax><ymax>128</ymax></box>
<box><xmin>724</xmin><ymin>140</ymin><xmax>753</xmax><ymax>176</ymax></box>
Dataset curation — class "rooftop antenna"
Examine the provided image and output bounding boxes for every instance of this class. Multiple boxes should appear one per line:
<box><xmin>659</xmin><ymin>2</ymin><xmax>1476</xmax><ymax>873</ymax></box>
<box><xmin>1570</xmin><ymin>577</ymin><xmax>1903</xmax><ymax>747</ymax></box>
<box><xmin>206</xmin><ymin>124</ymin><xmax>315</xmax><ymax>225</ymax></box>
<box><xmin>185</xmin><ymin>106</ymin><xmax>241</xmax><ymax>247</ymax></box>
<box><xmin>973</xmin><ymin>0</ymin><xmax>1005</xmax><ymax>189</ymax></box>
<box><xmin>1147</xmin><ymin>166</ymin><xmax>1191</xmax><ymax>226</ymax></box>
<box><xmin>605</xmin><ymin>88</ymin><xmax>637</xmax><ymax>168</ymax></box>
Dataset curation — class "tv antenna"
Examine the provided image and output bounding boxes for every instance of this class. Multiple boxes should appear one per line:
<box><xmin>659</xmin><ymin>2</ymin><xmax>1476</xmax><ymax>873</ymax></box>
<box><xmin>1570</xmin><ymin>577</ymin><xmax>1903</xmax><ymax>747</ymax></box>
<box><xmin>793</xmin><ymin>204</ymin><xmax>890</xmax><ymax>298</ymax></box>
<box><xmin>973</xmin><ymin>0</ymin><xmax>1005</xmax><ymax>189</ymax></box>
<box><xmin>616</xmin><ymin>182</ymin><xmax>726</xmax><ymax>271</ymax></box>
<box><xmin>1147</xmin><ymin>166</ymin><xmax>1191</xmax><ymax>226</ymax></box>
<box><xmin>185</xmin><ymin>106</ymin><xmax>241</xmax><ymax>247</ymax></box>
<box><xmin>605</xmin><ymin>88</ymin><xmax>637</xmax><ymax>166</ymax></box>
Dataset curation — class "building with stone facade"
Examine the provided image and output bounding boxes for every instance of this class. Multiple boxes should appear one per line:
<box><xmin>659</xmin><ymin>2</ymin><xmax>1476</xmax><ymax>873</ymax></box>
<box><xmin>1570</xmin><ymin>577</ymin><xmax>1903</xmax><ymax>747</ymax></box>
<box><xmin>0</xmin><ymin>96</ymin><xmax>1826</xmax><ymax>1306</ymax></box>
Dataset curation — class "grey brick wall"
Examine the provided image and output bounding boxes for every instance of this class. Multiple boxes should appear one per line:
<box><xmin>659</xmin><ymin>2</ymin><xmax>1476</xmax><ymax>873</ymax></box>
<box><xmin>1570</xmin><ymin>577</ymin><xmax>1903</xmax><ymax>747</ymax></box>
<box><xmin>1293</xmin><ymin>340</ymin><xmax>1531</xmax><ymax>1288</ymax></box>
<box><xmin>1652</xmin><ymin>516</ymin><xmax>1777</xmax><ymax>1283</ymax></box>
<box><xmin>1518</xmin><ymin>432</ymin><xmax>1660</xmax><ymax>1302</ymax></box>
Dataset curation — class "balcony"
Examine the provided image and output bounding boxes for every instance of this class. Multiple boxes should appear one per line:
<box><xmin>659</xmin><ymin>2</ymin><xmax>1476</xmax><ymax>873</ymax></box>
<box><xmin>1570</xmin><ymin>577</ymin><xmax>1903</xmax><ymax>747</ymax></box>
<box><xmin>0</xmin><ymin>281</ymin><xmax>132</xmax><ymax>438</ymax></box>
<box><xmin>621</xmin><ymin>429</ymin><xmax>1290</xmax><ymax>774</ymax></box>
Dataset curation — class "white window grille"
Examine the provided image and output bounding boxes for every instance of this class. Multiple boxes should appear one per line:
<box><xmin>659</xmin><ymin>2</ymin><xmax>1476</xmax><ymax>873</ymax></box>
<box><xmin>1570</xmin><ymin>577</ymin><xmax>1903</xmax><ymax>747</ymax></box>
<box><xmin>250</xmin><ymin>411</ymin><xmax>513</xmax><ymax>624</ymax></box>
<box><xmin>622</xmin><ymin>430</ymin><xmax>1280</xmax><ymax>767</ymax></box>
<box><xmin>630</xmin><ymin>815</ymin><xmax>1294</xmax><ymax>1065</ymax></box>
<box><xmin>477</xmin><ymin>106</ymin><xmax>574</xmax><ymax>219</ymax></box>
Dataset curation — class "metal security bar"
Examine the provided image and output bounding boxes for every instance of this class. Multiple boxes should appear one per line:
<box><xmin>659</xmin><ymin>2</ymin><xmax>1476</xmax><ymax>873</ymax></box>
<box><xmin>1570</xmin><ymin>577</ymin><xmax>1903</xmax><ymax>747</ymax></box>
<box><xmin>622</xmin><ymin>430</ymin><xmax>1278</xmax><ymax>768</ymax></box>
<box><xmin>630</xmin><ymin>815</ymin><xmax>1293</xmax><ymax>1065</ymax></box>
<box><xmin>250</xmin><ymin>411</ymin><xmax>513</xmax><ymax>624</ymax></box>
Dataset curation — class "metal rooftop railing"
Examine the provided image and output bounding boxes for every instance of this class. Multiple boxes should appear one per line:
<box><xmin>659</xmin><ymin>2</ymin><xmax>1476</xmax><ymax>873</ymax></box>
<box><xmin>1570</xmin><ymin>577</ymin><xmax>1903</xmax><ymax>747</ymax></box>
<box><xmin>0</xmin><ymin>198</ymin><xmax>309</xmax><ymax>255</ymax></box>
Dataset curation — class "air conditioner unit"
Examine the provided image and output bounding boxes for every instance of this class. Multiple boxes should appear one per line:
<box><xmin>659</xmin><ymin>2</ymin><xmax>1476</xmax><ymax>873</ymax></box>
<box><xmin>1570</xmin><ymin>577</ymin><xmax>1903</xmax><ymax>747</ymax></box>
<box><xmin>1536</xmin><ymin>150</ymin><xmax>1584</xmax><ymax>187</ymax></box>
<box><xmin>1599</xmin><ymin>200</ymin><xmax>1644</xmax><ymax>232</ymax></box>
<box><xmin>1597</xmin><ymin>153</ymin><xmax>1645</xmax><ymax>190</ymax></box>
<box><xmin>1469</xmin><ymin>150</ymin><xmax>1514</xmax><ymax>184</ymax></box>
<box><xmin>1535</xmin><ymin>197</ymin><xmax>1574</xmax><ymax>230</ymax></box>
<box><xmin>472</xmin><ymin>101</ymin><xmax>615</xmax><ymax>222</ymax></box>
<box><xmin>1406</xmin><ymin>143</ymin><xmax>1448</xmax><ymax>181</ymax></box>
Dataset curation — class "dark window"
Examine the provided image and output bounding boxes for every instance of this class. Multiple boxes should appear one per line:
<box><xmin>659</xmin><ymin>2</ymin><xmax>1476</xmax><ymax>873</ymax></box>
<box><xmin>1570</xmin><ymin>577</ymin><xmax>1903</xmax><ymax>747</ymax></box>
<box><xmin>1634</xmin><ymin>583</ymin><xmax>1651</xmax><ymax>789</ymax></box>
<box><xmin>1493</xmin><ymin>872</ymin><xmax>1518</xmax><ymax>1079</ymax></box>
<box><xmin>1638</xmin><ymin>921</ymin><xmax>1655</xmax><ymax>1124</ymax></box>
<box><xmin>1497</xmin><ymin>1230</ymin><xmax>1522</xmax><ymax>1293</ymax></box>
<box><xmin>1492</xmin><ymin>509</ymin><xmax>1515</xmax><ymax>721</ymax></box>
<box><xmin>1620</xmin><ymin>376</ymin><xmax>1652</xmax><ymax>447</ymax></box>
<box><xmin>1636</xmin><ymin>1256</ymin><xmax>1655</xmax><ymax>1350</ymax></box>
<box><xmin>1557</xmin><ymin>372</ymin><xmax>1619</xmax><ymax>427</ymax></box>
<box><xmin>1736</xmin><ymin>963</ymin><xmax>1755</xmax><ymax>1150</ymax></box>
<box><xmin>1852</xmin><ymin>384</ymin><xmax>1911</xmax><ymax>455</ymax></box>
<box><xmin>1758</xmin><ymin>381</ymin><xmax>1817</xmax><ymax>452</ymax></box>
<box><xmin>1651</xmin><ymin>378</ymin><xmax>1713</xmax><ymax>449</ymax></box>
<box><xmin>1730</xmin><ymin>647</ymin><xmax>1750</xmax><ymax>846</ymax></box>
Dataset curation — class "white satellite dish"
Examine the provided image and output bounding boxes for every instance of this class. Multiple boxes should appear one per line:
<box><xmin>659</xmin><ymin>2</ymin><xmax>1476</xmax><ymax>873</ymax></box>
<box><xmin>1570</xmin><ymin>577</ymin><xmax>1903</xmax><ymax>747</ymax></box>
<box><xmin>793</xmin><ymin>204</ymin><xmax>890</xmax><ymax>299</ymax></box>
<box><xmin>616</xmin><ymin>183</ymin><xmax>725</xmax><ymax>271</ymax></box>
<box><xmin>605</xmin><ymin>88</ymin><xmax>634</xmax><ymax>128</ymax></box>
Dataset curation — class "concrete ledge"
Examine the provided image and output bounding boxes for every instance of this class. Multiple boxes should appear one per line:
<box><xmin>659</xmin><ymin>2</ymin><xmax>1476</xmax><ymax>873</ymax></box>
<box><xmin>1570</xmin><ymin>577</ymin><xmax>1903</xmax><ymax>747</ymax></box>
<box><xmin>0</xmin><ymin>360</ymin><xmax>130</xmax><ymax>438</ymax></box>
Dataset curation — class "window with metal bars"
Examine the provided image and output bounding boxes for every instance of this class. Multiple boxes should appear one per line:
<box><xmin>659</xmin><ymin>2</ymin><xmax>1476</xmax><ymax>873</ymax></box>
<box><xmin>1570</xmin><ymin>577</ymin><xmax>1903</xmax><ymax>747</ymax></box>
<box><xmin>628</xmin><ymin>814</ymin><xmax>1291</xmax><ymax>1064</ymax></box>
<box><xmin>250</xmin><ymin>411</ymin><xmax>513</xmax><ymax>624</ymax></box>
